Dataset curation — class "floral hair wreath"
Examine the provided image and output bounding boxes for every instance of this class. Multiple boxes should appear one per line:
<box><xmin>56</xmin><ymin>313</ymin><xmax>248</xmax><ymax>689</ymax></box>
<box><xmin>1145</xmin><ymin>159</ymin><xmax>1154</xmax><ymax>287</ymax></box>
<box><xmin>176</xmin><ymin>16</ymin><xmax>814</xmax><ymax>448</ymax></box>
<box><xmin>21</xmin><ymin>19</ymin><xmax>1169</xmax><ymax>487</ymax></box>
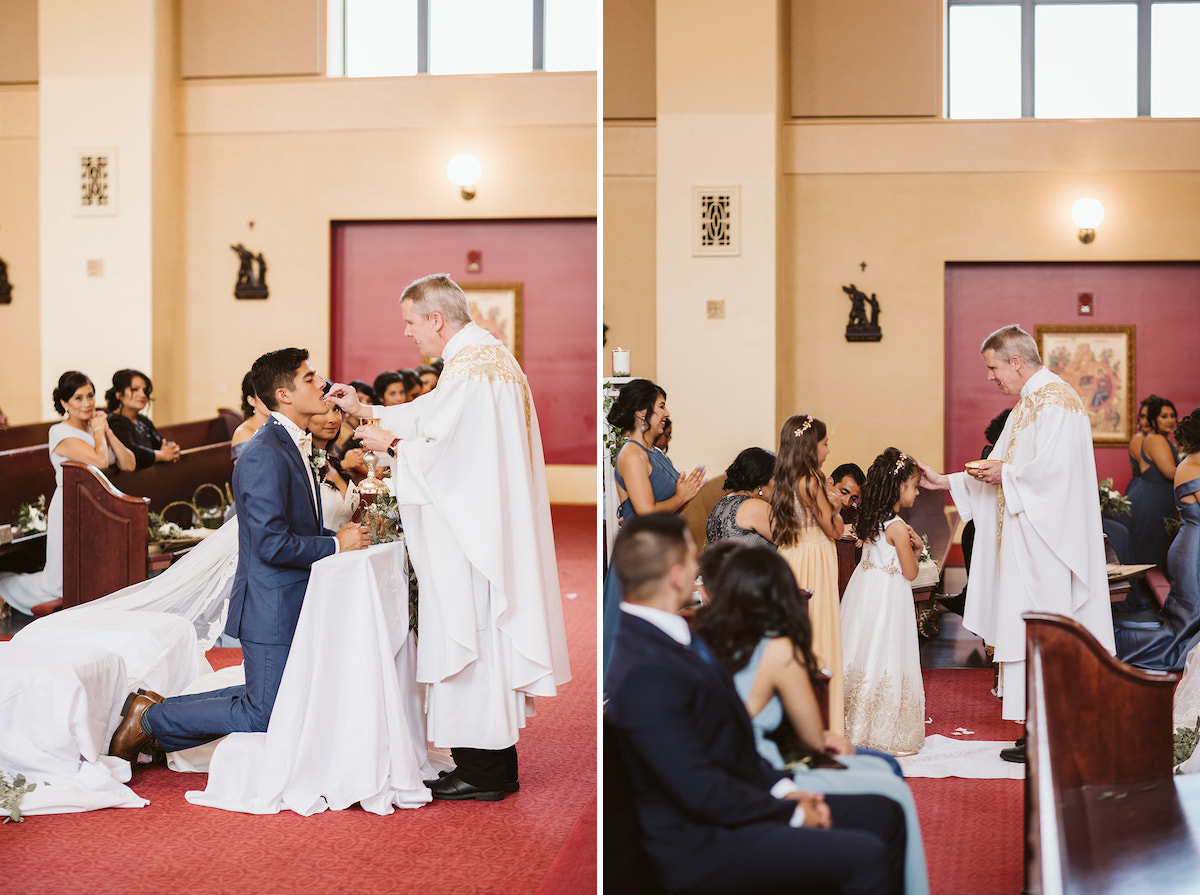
<box><xmin>892</xmin><ymin>452</ymin><xmax>909</xmax><ymax>475</ymax></box>
<box><xmin>793</xmin><ymin>416</ymin><xmax>812</xmax><ymax>438</ymax></box>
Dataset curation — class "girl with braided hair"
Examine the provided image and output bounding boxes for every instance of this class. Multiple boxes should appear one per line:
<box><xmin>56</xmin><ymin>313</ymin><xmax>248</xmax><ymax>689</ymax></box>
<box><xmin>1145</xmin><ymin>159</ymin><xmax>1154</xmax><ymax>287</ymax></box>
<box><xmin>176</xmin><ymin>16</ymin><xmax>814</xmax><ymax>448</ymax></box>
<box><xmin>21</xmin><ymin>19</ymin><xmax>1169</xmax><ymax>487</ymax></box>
<box><xmin>840</xmin><ymin>447</ymin><xmax>926</xmax><ymax>755</ymax></box>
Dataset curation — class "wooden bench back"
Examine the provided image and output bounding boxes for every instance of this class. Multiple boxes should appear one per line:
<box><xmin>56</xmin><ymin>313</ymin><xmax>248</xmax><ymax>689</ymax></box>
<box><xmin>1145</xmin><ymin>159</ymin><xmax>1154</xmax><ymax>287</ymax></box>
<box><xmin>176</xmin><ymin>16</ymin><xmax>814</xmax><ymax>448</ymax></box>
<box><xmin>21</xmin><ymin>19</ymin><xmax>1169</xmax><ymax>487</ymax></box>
<box><xmin>61</xmin><ymin>462</ymin><xmax>149</xmax><ymax>609</ymax></box>
<box><xmin>106</xmin><ymin>442</ymin><xmax>235</xmax><ymax>515</ymax></box>
<box><xmin>1024</xmin><ymin>612</ymin><xmax>1183</xmax><ymax>895</ymax></box>
<box><xmin>0</xmin><ymin>421</ymin><xmax>56</xmax><ymax>452</ymax></box>
<box><xmin>0</xmin><ymin>445</ymin><xmax>55</xmax><ymax>526</ymax></box>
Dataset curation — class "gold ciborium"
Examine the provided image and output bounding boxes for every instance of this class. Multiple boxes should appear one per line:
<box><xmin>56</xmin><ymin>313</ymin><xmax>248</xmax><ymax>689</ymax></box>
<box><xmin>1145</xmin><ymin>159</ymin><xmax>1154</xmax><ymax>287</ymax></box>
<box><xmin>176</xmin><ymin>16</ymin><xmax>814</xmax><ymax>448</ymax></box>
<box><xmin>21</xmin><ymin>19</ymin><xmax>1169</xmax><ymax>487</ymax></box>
<box><xmin>357</xmin><ymin>417</ymin><xmax>385</xmax><ymax>504</ymax></box>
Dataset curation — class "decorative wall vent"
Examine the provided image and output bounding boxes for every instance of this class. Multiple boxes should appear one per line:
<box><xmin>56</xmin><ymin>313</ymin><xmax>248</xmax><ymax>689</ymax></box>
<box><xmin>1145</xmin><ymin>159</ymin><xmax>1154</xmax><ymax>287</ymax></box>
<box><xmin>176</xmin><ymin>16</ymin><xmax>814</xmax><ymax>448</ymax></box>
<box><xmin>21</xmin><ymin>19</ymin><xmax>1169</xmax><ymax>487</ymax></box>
<box><xmin>692</xmin><ymin>186</ymin><xmax>740</xmax><ymax>257</ymax></box>
<box><xmin>76</xmin><ymin>147</ymin><xmax>118</xmax><ymax>217</ymax></box>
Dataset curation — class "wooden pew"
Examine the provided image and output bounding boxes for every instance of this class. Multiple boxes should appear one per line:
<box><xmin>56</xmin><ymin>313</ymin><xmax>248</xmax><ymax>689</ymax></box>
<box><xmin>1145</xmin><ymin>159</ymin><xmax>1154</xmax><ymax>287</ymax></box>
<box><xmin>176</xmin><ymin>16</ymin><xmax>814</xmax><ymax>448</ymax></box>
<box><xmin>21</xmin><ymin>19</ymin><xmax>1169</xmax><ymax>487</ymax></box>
<box><xmin>60</xmin><ymin>462</ymin><xmax>149</xmax><ymax>608</ymax></box>
<box><xmin>106</xmin><ymin>441</ymin><xmax>235</xmax><ymax>515</ymax></box>
<box><xmin>0</xmin><ymin>420</ymin><xmax>56</xmax><ymax>452</ymax></box>
<box><xmin>1023</xmin><ymin>612</ymin><xmax>1200</xmax><ymax>895</ymax></box>
<box><xmin>0</xmin><ymin>446</ymin><xmax>56</xmax><ymax>575</ymax></box>
<box><xmin>55</xmin><ymin>443</ymin><xmax>234</xmax><ymax>608</ymax></box>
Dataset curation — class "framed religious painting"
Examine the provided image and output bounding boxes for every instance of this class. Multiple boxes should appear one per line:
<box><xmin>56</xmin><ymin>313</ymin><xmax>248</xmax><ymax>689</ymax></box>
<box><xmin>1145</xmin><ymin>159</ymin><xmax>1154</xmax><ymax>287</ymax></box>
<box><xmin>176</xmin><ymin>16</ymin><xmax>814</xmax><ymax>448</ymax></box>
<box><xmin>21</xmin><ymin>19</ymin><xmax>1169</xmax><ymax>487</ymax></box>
<box><xmin>460</xmin><ymin>282</ymin><xmax>523</xmax><ymax>364</ymax></box>
<box><xmin>1034</xmin><ymin>324</ymin><xmax>1135</xmax><ymax>445</ymax></box>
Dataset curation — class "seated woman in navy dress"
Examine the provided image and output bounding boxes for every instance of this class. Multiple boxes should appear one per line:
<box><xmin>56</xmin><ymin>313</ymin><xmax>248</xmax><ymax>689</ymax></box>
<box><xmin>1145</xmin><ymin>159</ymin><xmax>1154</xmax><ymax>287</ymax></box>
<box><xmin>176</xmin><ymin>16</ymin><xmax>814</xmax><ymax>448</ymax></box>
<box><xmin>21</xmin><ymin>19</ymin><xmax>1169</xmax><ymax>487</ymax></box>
<box><xmin>1116</xmin><ymin>408</ymin><xmax>1200</xmax><ymax>671</ymax></box>
<box><xmin>1127</xmin><ymin>395</ymin><xmax>1179</xmax><ymax>568</ymax></box>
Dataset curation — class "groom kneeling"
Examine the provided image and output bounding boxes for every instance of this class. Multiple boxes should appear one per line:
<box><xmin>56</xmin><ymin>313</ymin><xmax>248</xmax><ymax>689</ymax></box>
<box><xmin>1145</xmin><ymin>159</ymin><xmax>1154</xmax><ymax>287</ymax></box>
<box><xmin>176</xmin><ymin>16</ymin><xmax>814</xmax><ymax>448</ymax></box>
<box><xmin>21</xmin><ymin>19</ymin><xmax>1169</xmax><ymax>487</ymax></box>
<box><xmin>109</xmin><ymin>348</ymin><xmax>370</xmax><ymax>762</ymax></box>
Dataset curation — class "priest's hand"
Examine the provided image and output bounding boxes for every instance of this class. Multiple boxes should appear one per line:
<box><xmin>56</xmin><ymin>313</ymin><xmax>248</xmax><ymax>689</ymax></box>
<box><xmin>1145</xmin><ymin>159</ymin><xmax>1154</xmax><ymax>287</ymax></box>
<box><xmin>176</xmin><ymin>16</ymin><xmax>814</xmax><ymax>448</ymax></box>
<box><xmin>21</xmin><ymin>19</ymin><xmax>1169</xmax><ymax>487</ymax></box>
<box><xmin>355</xmin><ymin>424</ymin><xmax>396</xmax><ymax>453</ymax></box>
<box><xmin>917</xmin><ymin>459</ymin><xmax>949</xmax><ymax>491</ymax></box>
<box><xmin>336</xmin><ymin>522</ymin><xmax>371</xmax><ymax>552</ymax></box>
<box><xmin>968</xmin><ymin>460</ymin><xmax>1003</xmax><ymax>486</ymax></box>
<box><xmin>324</xmin><ymin>383</ymin><xmax>364</xmax><ymax>417</ymax></box>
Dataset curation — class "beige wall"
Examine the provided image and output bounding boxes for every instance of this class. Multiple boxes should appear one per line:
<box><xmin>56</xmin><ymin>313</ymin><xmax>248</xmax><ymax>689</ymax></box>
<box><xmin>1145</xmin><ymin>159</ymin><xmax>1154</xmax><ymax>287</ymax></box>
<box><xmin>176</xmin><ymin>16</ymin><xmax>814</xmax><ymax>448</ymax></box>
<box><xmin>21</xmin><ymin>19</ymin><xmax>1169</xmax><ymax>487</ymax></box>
<box><xmin>602</xmin><ymin>123</ymin><xmax>656</xmax><ymax>379</ymax></box>
<box><xmin>780</xmin><ymin>119</ymin><xmax>1200</xmax><ymax>474</ymax></box>
<box><xmin>789</xmin><ymin>0</ymin><xmax>941</xmax><ymax>118</ymax></box>
<box><xmin>602</xmin><ymin>0</ymin><xmax>1200</xmax><ymax>481</ymax></box>
<box><xmin>0</xmin><ymin>87</ymin><xmax>40</xmax><ymax>423</ymax></box>
<box><xmin>603</xmin><ymin>0</ymin><xmax>655</xmax><ymax>119</ymax></box>
<box><xmin>180</xmin><ymin>0</ymin><xmax>324</xmax><ymax>79</ymax></box>
<box><xmin>177</xmin><ymin>72</ymin><xmax>596</xmax><ymax>422</ymax></box>
<box><xmin>0</xmin><ymin>0</ymin><xmax>38</xmax><ymax>84</ymax></box>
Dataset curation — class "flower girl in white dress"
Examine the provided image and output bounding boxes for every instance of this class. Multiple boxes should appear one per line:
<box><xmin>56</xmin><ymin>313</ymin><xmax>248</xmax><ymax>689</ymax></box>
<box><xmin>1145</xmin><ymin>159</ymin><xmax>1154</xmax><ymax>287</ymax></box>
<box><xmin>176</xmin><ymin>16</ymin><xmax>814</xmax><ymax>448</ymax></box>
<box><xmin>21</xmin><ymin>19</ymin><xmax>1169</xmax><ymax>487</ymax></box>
<box><xmin>841</xmin><ymin>448</ymin><xmax>926</xmax><ymax>755</ymax></box>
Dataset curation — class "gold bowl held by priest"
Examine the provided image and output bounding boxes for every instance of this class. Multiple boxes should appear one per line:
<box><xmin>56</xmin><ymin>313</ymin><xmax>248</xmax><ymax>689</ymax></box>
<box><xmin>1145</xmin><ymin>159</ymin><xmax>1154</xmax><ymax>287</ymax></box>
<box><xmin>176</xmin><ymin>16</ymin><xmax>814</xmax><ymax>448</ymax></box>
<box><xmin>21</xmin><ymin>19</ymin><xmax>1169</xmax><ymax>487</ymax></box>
<box><xmin>964</xmin><ymin>460</ymin><xmax>998</xmax><ymax>472</ymax></box>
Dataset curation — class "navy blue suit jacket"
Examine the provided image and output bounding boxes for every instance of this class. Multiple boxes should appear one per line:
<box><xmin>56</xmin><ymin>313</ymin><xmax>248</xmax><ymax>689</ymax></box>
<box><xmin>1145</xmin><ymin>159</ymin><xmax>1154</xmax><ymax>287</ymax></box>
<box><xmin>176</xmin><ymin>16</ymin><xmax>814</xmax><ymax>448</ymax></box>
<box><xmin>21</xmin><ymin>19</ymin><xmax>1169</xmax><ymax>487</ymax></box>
<box><xmin>224</xmin><ymin>420</ymin><xmax>336</xmax><ymax>645</ymax></box>
<box><xmin>605</xmin><ymin>612</ymin><xmax>795</xmax><ymax>893</ymax></box>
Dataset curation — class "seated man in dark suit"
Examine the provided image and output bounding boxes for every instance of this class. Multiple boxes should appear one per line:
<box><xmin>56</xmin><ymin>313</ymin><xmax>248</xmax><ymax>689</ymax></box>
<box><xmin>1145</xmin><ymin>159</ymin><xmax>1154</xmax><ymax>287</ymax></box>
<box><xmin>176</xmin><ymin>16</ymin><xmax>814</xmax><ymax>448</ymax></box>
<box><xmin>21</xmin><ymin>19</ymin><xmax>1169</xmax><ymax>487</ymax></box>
<box><xmin>606</xmin><ymin>513</ymin><xmax>906</xmax><ymax>895</ymax></box>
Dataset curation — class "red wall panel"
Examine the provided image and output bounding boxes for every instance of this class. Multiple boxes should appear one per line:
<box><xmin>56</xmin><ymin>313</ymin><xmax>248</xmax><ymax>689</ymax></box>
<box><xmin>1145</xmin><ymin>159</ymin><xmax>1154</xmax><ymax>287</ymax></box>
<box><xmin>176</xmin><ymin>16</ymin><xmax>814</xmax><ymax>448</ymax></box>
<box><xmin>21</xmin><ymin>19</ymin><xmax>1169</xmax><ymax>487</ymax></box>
<box><xmin>330</xmin><ymin>219</ymin><xmax>597</xmax><ymax>465</ymax></box>
<box><xmin>945</xmin><ymin>262</ymin><xmax>1200</xmax><ymax>493</ymax></box>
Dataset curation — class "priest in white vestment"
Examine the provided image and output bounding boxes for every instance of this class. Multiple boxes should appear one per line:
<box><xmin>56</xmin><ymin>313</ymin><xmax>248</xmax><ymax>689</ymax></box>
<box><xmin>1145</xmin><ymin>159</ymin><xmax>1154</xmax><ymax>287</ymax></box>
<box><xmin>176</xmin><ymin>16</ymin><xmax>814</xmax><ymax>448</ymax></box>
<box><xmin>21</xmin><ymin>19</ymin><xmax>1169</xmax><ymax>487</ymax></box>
<box><xmin>327</xmin><ymin>274</ymin><xmax>570</xmax><ymax>801</ymax></box>
<box><xmin>918</xmin><ymin>325</ymin><xmax>1115</xmax><ymax>761</ymax></box>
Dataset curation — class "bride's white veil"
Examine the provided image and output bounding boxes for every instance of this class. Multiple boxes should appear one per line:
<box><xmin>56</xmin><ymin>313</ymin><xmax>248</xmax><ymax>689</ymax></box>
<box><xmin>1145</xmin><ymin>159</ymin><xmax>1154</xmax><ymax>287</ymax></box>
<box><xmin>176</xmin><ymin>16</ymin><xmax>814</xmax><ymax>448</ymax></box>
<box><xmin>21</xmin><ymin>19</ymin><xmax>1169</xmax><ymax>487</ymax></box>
<box><xmin>62</xmin><ymin>516</ymin><xmax>240</xmax><ymax>652</ymax></box>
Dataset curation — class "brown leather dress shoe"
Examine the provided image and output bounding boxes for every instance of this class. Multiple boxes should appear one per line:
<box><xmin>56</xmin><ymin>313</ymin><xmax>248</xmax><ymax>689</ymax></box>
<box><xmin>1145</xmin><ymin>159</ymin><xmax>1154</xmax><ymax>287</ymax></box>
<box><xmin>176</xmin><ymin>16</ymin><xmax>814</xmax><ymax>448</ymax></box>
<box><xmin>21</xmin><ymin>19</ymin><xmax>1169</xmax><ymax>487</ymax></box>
<box><xmin>108</xmin><ymin>693</ymin><xmax>158</xmax><ymax>762</ymax></box>
<box><xmin>137</xmin><ymin>689</ymin><xmax>165</xmax><ymax>703</ymax></box>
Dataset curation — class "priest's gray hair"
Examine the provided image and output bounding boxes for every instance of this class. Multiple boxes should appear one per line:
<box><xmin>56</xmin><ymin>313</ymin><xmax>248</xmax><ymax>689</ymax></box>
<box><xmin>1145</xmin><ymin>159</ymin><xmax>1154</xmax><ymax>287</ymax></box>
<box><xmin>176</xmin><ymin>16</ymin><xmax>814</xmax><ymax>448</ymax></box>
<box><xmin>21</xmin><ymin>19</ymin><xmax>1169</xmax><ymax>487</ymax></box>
<box><xmin>400</xmin><ymin>274</ymin><xmax>473</xmax><ymax>327</ymax></box>
<box><xmin>981</xmin><ymin>324</ymin><xmax>1042</xmax><ymax>367</ymax></box>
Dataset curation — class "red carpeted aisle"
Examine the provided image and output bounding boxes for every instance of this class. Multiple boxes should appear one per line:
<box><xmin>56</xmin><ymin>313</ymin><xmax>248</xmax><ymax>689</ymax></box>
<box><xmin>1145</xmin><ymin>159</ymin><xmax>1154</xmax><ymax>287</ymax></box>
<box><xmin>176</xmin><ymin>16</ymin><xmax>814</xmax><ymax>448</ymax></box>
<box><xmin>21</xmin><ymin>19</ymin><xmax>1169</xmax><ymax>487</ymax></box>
<box><xmin>909</xmin><ymin>668</ymin><xmax>1025</xmax><ymax>895</ymax></box>
<box><xmin>3</xmin><ymin>504</ymin><xmax>597</xmax><ymax>895</ymax></box>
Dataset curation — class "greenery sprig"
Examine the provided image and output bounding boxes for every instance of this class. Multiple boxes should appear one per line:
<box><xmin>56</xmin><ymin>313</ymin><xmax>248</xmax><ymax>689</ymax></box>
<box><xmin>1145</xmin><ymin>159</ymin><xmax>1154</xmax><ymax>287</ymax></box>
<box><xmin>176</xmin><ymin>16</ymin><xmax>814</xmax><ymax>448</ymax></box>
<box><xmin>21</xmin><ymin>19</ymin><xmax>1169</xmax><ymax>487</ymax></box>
<box><xmin>1</xmin><ymin>772</ymin><xmax>37</xmax><ymax>823</ymax></box>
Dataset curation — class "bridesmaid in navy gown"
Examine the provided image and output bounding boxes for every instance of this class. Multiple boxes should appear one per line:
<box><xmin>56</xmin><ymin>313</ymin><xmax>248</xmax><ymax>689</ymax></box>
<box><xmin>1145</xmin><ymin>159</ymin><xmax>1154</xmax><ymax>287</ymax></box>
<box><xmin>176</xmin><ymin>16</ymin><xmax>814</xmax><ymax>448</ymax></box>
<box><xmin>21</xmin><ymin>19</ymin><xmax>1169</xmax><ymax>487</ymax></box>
<box><xmin>1127</xmin><ymin>396</ymin><xmax>1179</xmax><ymax>567</ymax></box>
<box><xmin>601</xmin><ymin>379</ymin><xmax>705</xmax><ymax>679</ymax></box>
<box><xmin>1116</xmin><ymin>408</ymin><xmax>1200</xmax><ymax>671</ymax></box>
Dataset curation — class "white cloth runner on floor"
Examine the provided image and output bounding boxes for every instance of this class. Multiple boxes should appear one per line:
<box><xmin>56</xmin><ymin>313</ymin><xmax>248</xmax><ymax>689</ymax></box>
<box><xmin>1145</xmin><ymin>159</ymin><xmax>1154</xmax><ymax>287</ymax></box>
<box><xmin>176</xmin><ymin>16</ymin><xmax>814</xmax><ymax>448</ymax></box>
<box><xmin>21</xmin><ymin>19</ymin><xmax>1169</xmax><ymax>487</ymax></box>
<box><xmin>896</xmin><ymin>734</ymin><xmax>1025</xmax><ymax>779</ymax></box>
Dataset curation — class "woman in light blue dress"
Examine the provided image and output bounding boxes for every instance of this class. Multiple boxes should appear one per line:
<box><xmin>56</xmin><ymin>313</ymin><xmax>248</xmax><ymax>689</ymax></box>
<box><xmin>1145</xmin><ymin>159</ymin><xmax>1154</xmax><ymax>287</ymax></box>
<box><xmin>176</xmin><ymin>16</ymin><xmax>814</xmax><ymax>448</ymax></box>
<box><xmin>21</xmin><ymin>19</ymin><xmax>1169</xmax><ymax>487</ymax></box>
<box><xmin>694</xmin><ymin>543</ymin><xmax>929</xmax><ymax>895</ymax></box>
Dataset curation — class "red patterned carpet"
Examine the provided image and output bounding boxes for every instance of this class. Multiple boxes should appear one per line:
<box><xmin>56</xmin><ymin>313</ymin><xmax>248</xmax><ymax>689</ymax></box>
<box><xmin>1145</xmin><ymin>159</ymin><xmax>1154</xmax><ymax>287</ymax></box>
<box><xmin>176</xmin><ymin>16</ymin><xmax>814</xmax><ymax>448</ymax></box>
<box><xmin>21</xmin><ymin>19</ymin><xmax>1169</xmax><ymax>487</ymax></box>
<box><xmin>3</xmin><ymin>504</ymin><xmax>597</xmax><ymax>895</ymax></box>
<box><xmin>909</xmin><ymin>668</ymin><xmax>1025</xmax><ymax>895</ymax></box>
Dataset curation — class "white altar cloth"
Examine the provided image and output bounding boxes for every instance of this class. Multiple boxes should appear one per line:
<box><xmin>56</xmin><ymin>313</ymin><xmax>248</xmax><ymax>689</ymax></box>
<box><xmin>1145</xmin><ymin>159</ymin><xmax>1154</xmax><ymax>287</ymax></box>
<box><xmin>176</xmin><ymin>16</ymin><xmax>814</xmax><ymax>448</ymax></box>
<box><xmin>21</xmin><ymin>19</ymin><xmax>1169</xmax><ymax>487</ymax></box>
<box><xmin>186</xmin><ymin>540</ymin><xmax>449</xmax><ymax>815</ymax></box>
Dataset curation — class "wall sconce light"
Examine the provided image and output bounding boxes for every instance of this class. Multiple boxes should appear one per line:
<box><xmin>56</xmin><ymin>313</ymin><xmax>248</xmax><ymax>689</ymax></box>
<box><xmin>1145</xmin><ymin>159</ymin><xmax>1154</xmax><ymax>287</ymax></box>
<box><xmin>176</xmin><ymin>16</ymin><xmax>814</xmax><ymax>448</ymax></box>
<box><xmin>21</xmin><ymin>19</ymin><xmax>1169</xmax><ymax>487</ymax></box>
<box><xmin>1071</xmin><ymin>198</ymin><xmax>1104</xmax><ymax>244</ymax></box>
<box><xmin>446</xmin><ymin>153</ymin><xmax>481</xmax><ymax>201</ymax></box>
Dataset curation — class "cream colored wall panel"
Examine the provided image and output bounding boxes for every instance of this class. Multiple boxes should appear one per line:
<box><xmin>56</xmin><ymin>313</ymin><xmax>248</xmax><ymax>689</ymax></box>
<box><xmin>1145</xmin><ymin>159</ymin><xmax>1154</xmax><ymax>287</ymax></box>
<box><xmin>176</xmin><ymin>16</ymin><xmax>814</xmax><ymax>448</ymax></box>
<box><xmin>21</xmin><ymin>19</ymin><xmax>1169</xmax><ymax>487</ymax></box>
<box><xmin>0</xmin><ymin>85</ymin><xmax>38</xmax><ymax>137</ymax></box>
<box><xmin>181</xmin><ymin>72</ymin><xmax>596</xmax><ymax>135</ymax></box>
<box><xmin>0</xmin><ymin>0</ymin><xmax>38</xmax><ymax>84</ymax></box>
<box><xmin>181</xmin><ymin>0</ymin><xmax>323</xmax><ymax>79</ymax></box>
<box><xmin>789</xmin><ymin>0</ymin><xmax>940</xmax><ymax>118</ymax></box>
<box><xmin>603</xmin><ymin>178</ymin><xmax>656</xmax><ymax>381</ymax></box>
<box><xmin>0</xmin><ymin>140</ymin><xmax>40</xmax><ymax>424</ymax></box>
<box><xmin>785</xmin><ymin>119</ymin><xmax>1200</xmax><ymax>175</ymax></box>
<box><xmin>603</xmin><ymin>121</ymin><xmax>655</xmax><ymax>178</ymax></box>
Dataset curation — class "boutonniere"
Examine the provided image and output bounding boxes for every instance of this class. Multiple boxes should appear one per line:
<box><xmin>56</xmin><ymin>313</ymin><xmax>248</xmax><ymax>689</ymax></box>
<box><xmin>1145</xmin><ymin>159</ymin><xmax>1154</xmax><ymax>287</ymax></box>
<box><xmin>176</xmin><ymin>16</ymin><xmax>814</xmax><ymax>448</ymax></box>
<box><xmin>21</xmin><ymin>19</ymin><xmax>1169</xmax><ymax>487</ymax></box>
<box><xmin>308</xmin><ymin>448</ymin><xmax>327</xmax><ymax>478</ymax></box>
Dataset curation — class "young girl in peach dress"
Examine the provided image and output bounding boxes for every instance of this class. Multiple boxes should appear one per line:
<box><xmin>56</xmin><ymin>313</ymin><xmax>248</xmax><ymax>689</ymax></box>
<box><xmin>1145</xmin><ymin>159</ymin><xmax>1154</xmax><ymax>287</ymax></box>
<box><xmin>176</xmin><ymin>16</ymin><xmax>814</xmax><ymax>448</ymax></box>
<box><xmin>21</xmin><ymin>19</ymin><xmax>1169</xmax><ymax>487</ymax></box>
<box><xmin>771</xmin><ymin>414</ymin><xmax>847</xmax><ymax>733</ymax></box>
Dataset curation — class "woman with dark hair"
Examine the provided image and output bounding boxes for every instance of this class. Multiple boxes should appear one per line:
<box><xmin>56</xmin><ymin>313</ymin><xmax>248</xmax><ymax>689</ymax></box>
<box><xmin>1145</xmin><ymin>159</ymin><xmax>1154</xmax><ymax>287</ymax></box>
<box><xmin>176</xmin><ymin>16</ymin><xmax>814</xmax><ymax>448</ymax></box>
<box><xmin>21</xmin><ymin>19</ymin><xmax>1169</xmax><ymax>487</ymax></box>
<box><xmin>397</xmin><ymin>368</ymin><xmax>423</xmax><ymax>403</ymax></box>
<box><xmin>105</xmin><ymin>368</ymin><xmax>179</xmax><ymax>469</ymax></box>
<box><xmin>415</xmin><ymin>365</ymin><xmax>439</xmax><ymax>395</ymax></box>
<box><xmin>1128</xmin><ymin>395</ymin><xmax>1180</xmax><ymax>566</ymax></box>
<box><xmin>373</xmin><ymin>371</ymin><xmax>407</xmax><ymax>407</ymax></box>
<box><xmin>1128</xmin><ymin>395</ymin><xmax>1158</xmax><ymax>478</ymax></box>
<box><xmin>0</xmin><ymin>371</ymin><xmax>136</xmax><ymax>617</ymax></box>
<box><xmin>1116</xmin><ymin>408</ymin><xmax>1200</xmax><ymax>672</ymax></box>
<box><xmin>771</xmin><ymin>413</ymin><xmax>846</xmax><ymax>732</ymax></box>
<box><xmin>694</xmin><ymin>544</ymin><xmax>929</xmax><ymax>895</ymax></box>
<box><xmin>231</xmin><ymin>371</ymin><xmax>271</xmax><ymax>461</ymax></box>
<box><xmin>602</xmin><ymin>378</ymin><xmax>706</xmax><ymax>677</ymax></box>
<box><xmin>705</xmin><ymin>447</ymin><xmax>776</xmax><ymax>548</ymax></box>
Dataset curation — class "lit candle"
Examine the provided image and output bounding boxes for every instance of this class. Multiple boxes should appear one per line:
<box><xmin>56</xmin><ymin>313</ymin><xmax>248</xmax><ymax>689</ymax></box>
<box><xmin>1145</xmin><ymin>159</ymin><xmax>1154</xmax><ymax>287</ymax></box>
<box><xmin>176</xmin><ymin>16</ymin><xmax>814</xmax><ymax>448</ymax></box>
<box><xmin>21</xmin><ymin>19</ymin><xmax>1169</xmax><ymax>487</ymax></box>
<box><xmin>612</xmin><ymin>347</ymin><xmax>631</xmax><ymax>377</ymax></box>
